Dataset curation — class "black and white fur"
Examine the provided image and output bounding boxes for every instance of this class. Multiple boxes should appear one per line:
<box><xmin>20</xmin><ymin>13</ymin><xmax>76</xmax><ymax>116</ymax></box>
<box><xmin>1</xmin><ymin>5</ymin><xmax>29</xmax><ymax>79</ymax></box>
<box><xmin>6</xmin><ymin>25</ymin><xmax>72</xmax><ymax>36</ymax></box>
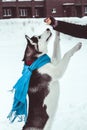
<box><xmin>22</xmin><ymin>29</ymin><xmax>82</xmax><ymax>130</ymax></box>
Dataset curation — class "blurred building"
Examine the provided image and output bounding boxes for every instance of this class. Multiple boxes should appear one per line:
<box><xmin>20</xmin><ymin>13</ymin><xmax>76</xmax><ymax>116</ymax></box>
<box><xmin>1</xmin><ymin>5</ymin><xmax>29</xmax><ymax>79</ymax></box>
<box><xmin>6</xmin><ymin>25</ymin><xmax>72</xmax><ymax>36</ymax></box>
<box><xmin>0</xmin><ymin>0</ymin><xmax>87</xmax><ymax>19</ymax></box>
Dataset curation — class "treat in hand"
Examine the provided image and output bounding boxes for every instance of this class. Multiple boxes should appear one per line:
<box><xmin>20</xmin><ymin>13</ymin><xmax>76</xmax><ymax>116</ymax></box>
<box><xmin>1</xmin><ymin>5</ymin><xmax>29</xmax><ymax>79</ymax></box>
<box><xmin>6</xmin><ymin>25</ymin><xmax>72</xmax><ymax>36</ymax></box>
<box><xmin>44</xmin><ymin>16</ymin><xmax>56</xmax><ymax>26</ymax></box>
<box><xmin>44</xmin><ymin>17</ymin><xmax>52</xmax><ymax>25</ymax></box>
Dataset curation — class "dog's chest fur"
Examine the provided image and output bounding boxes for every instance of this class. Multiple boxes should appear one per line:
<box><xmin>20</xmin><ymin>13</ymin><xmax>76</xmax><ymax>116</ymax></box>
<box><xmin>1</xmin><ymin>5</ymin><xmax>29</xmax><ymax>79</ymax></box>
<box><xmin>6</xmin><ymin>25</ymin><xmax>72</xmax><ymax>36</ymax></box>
<box><xmin>29</xmin><ymin>70</ymin><xmax>52</xmax><ymax>103</ymax></box>
<box><xmin>26</xmin><ymin>68</ymin><xmax>52</xmax><ymax>128</ymax></box>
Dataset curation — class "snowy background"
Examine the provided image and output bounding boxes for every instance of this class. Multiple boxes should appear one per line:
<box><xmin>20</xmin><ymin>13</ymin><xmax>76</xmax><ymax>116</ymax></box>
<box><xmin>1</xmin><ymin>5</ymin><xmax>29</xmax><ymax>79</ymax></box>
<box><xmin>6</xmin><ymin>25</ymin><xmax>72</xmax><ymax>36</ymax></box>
<box><xmin>0</xmin><ymin>17</ymin><xmax>87</xmax><ymax>130</ymax></box>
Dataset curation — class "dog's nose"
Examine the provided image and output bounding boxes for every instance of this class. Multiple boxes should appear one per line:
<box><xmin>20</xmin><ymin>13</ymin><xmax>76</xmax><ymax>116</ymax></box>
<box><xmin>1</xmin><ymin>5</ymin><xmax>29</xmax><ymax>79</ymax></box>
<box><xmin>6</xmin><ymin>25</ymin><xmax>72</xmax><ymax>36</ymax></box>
<box><xmin>46</xmin><ymin>28</ymin><xmax>50</xmax><ymax>31</ymax></box>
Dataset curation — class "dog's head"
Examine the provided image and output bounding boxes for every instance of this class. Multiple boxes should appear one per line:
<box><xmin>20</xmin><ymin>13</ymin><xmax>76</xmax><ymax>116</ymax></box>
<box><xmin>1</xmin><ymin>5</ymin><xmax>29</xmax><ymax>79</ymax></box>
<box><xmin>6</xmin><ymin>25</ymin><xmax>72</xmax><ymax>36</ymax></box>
<box><xmin>23</xmin><ymin>28</ymin><xmax>52</xmax><ymax>61</ymax></box>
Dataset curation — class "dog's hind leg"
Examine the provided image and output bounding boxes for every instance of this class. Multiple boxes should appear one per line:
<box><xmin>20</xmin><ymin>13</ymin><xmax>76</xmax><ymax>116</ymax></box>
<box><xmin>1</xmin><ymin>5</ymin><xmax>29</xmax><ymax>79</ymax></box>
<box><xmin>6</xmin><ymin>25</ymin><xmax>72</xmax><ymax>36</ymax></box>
<box><xmin>52</xmin><ymin>31</ymin><xmax>61</xmax><ymax>64</ymax></box>
<box><xmin>44</xmin><ymin>117</ymin><xmax>55</xmax><ymax>130</ymax></box>
<box><xmin>23</xmin><ymin>127</ymin><xmax>43</xmax><ymax>130</ymax></box>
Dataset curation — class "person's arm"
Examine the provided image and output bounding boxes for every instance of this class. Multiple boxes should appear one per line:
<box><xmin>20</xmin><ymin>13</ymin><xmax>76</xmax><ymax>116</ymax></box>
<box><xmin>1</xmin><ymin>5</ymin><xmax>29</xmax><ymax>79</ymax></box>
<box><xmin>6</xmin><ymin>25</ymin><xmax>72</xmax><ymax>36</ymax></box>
<box><xmin>54</xmin><ymin>20</ymin><xmax>87</xmax><ymax>39</ymax></box>
<box><xmin>44</xmin><ymin>17</ymin><xmax>87</xmax><ymax>39</ymax></box>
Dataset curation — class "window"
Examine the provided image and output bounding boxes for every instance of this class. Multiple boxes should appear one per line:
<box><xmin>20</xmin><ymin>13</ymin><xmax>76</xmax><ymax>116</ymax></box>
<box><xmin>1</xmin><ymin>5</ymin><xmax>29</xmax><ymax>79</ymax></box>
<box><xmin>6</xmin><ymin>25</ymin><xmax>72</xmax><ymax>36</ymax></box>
<box><xmin>19</xmin><ymin>9</ymin><xmax>28</xmax><ymax>17</ymax></box>
<box><xmin>52</xmin><ymin>8</ymin><xmax>56</xmax><ymax>14</ymax></box>
<box><xmin>3</xmin><ymin>0</ymin><xmax>16</xmax><ymax>1</ymax></box>
<box><xmin>3</xmin><ymin>0</ymin><xmax>31</xmax><ymax>1</ymax></box>
<box><xmin>3</xmin><ymin>9</ymin><xmax>12</xmax><ymax>17</ymax></box>
<box><xmin>18</xmin><ymin>0</ymin><xmax>32</xmax><ymax>1</ymax></box>
<box><xmin>34</xmin><ymin>0</ymin><xmax>44</xmax><ymax>1</ymax></box>
<box><xmin>35</xmin><ymin>9</ymin><xmax>39</xmax><ymax>17</ymax></box>
<box><xmin>85</xmin><ymin>6</ymin><xmax>87</xmax><ymax>14</ymax></box>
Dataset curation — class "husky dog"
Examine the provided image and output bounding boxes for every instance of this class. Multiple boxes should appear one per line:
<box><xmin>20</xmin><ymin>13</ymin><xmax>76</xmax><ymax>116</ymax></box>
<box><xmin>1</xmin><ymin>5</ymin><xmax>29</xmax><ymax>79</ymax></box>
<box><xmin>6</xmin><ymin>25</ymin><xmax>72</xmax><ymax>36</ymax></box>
<box><xmin>22</xmin><ymin>28</ymin><xmax>82</xmax><ymax>130</ymax></box>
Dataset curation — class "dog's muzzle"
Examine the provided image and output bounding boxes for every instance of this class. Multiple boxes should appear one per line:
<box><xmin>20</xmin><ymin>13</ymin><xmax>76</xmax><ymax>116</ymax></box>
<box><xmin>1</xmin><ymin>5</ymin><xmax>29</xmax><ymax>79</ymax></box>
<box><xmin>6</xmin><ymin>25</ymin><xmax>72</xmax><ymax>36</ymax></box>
<box><xmin>46</xmin><ymin>31</ymin><xmax>52</xmax><ymax>41</ymax></box>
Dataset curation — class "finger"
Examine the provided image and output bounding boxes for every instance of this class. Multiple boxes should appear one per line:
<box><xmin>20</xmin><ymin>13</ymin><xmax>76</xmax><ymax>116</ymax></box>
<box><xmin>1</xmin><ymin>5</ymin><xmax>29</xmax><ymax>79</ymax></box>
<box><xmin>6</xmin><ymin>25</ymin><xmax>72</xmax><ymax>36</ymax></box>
<box><xmin>44</xmin><ymin>17</ymin><xmax>50</xmax><ymax>22</ymax></box>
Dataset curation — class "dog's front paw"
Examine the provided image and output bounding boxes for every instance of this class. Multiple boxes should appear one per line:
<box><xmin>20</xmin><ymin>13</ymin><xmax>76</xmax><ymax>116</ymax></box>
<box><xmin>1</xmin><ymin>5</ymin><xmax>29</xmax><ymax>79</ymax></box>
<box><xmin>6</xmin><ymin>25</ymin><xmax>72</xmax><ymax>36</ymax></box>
<box><xmin>71</xmin><ymin>42</ymin><xmax>82</xmax><ymax>56</ymax></box>
<box><xmin>66</xmin><ymin>42</ymin><xmax>82</xmax><ymax>57</ymax></box>
<box><xmin>75</xmin><ymin>42</ymin><xmax>82</xmax><ymax>51</ymax></box>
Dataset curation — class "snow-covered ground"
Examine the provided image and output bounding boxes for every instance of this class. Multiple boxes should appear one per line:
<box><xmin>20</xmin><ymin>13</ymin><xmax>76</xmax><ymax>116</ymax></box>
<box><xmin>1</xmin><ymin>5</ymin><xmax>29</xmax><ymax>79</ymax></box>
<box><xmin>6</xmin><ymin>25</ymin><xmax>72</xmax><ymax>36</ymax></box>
<box><xmin>0</xmin><ymin>17</ymin><xmax>87</xmax><ymax>130</ymax></box>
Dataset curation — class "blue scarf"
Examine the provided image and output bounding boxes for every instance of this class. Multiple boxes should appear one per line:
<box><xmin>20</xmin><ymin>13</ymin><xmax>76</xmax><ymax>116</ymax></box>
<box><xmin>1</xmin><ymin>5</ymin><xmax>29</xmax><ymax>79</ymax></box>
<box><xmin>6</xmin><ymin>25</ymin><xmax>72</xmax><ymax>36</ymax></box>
<box><xmin>7</xmin><ymin>54</ymin><xmax>51</xmax><ymax>123</ymax></box>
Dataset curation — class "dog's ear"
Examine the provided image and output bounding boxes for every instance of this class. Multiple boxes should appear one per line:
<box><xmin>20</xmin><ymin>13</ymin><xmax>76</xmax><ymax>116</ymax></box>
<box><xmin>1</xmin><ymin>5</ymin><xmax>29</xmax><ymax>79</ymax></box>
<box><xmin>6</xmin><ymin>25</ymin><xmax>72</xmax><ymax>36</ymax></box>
<box><xmin>25</xmin><ymin>35</ymin><xmax>33</xmax><ymax>45</ymax></box>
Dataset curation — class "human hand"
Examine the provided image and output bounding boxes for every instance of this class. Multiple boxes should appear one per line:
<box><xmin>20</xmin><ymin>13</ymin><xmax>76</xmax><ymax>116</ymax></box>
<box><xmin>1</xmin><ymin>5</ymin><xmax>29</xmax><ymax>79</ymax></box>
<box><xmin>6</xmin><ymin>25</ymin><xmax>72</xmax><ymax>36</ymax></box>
<box><xmin>44</xmin><ymin>16</ymin><xmax>56</xmax><ymax>26</ymax></box>
<box><xmin>44</xmin><ymin>17</ymin><xmax>52</xmax><ymax>25</ymax></box>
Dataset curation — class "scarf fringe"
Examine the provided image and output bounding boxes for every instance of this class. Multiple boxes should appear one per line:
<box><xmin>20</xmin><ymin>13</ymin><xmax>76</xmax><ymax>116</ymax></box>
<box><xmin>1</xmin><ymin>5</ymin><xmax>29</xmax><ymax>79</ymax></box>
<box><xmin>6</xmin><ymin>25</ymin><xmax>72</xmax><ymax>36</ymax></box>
<box><xmin>7</xmin><ymin>54</ymin><xmax>51</xmax><ymax>123</ymax></box>
<box><xmin>7</xmin><ymin>111</ymin><xmax>27</xmax><ymax>123</ymax></box>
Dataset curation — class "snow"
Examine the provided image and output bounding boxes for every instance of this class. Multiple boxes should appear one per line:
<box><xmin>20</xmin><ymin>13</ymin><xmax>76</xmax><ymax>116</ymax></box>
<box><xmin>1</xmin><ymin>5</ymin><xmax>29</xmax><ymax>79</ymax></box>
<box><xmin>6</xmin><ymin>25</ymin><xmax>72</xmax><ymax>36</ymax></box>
<box><xmin>63</xmin><ymin>3</ymin><xmax>74</xmax><ymax>6</ymax></box>
<box><xmin>0</xmin><ymin>17</ymin><xmax>87</xmax><ymax>130</ymax></box>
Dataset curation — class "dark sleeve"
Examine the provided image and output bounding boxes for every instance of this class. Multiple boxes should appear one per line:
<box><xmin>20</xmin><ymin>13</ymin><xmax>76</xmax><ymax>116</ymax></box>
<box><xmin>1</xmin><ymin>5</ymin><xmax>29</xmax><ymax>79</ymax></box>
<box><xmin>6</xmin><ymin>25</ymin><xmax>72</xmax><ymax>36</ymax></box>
<box><xmin>53</xmin><ymin>20</ymin><xmax>87</xmax><ymax>39</ymax></box>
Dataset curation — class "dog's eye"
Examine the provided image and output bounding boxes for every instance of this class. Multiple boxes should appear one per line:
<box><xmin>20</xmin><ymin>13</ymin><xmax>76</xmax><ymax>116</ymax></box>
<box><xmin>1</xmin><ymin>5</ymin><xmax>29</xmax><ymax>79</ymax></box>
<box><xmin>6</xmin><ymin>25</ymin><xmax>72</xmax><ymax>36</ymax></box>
<box><xmin>38</xmin><ymin>36</ymin><xmax>41</xmax><ymax>39</ymax></box>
